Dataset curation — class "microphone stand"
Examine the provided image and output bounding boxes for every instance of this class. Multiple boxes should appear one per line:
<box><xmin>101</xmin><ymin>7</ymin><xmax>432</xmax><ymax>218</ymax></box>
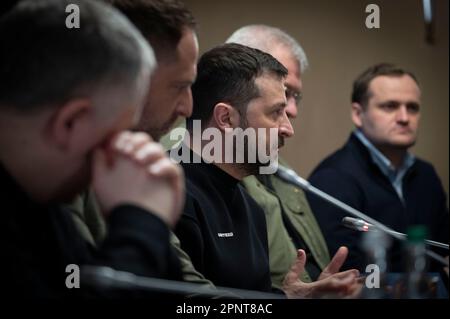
<box><xmin>275</xmin><ymin>167</ymin><xmax>449</xmax><ymax>266</ymax></box>
<box><xmin>81</xmin><ymin>265</ymin><xmax>285</xmax><ymax>299</ymax></box>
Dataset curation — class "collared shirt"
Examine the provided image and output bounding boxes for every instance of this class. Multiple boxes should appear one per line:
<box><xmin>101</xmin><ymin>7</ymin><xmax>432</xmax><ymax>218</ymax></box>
<box><xmin>354</xmin><ymin>129</ymin><xmax>415</xmax><ymax>202</ymax></box>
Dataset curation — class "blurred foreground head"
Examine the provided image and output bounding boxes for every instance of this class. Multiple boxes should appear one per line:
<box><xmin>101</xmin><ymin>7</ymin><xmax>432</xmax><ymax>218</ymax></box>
<box><xmin>0</xmin><ymin>0</ymin><xmax>156</xmax><ymax>202</ymax></box>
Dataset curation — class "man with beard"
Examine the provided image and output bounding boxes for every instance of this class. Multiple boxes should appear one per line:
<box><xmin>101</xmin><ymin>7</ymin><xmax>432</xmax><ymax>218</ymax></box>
<box><xmin>108</xmin><ymin>0</ymin><xmax>198</xmax><ymax>142</ymax></box>
<box><xmin>174</xmin><ymin>43</ymin><xmax>360</xmax><ymax>297</ymax></box>
<box><xmin>227</xmin><ymin>24</ymin><xmax>337</xmax><ymax>288</ymax></box>
<box><xmin>66</xmin><ymin>0</ymin><xmax>203</xmax><ymax>274</ymax></box>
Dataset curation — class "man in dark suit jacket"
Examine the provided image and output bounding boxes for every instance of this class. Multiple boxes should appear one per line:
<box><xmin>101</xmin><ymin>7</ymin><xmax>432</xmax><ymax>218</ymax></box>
<box><xmin>308</xmin><ymin>63</ymin><xmax>449</xmax><ymax>273</ymax></box>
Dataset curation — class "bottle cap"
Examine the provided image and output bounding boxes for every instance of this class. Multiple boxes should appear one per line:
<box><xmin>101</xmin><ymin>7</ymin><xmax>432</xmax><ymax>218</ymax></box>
<box><xmin>407</xmin><ymin>225</ymin><xmax>428</xmax><ymax>243</ymax></box>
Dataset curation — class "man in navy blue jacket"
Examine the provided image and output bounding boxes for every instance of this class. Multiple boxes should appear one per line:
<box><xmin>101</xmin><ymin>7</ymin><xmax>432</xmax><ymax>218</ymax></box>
<box><xmin>308</xmin><ymin>63</ymin><xmax>449</xmax><ymax>273</ymax></box>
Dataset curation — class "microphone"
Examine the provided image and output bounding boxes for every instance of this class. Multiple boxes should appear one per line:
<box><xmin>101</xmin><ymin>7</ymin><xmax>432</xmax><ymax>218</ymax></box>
<box><xmin>274</xmin><ymin>166</ymin><xmax>449</xmax><ymax>265</ymax></box>
<box><xmin>342</xmin><ymin>217</ymin><xmax>373</xmax><ymax>232</ymax></box>
<box><xmin>275</xmin><ymin>166</ymin><xmax>405</xmax><ymax>239</ymax></box>
<box><xmin>342</xmin><ymin>216</ymin><xmax>407</xmax><ymax>238</ymax></box>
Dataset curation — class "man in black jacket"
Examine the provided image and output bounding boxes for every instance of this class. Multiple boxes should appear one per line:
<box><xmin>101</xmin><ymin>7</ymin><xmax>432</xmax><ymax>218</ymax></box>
<box><xmin>174</xmin><ymin>43</ymin><xmax>361</xmax><ymax>298</ymax></box>
<box><xmin>0</xmin><ymin>0</ymin><xmax>184</xmax><ymax>298</ymax></box>
<box><xmin>308</xmin><ymin>63</ymin><xmax>449</xmax><ymax>272</ymax></box>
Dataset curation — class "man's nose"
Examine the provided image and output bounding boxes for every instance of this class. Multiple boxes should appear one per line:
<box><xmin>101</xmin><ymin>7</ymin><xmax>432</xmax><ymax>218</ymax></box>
<box><xmin>177</xmin><ymin>89</ymin><xmax>193</xmax><ymax>118</ymax></box>
<box><xmin>279</xmin><ymin>112</ymin><xmax>294</xmax><ymax>138</ymax></box>
<box><xmin>396</xmin><ymin>105</ymin><xmax>410</xmax><ymax>124</ymax></box>
<box><xmin>285</xmin><ymin>98</ymin><xmax>298</xmax><ymax>119</ymax></box>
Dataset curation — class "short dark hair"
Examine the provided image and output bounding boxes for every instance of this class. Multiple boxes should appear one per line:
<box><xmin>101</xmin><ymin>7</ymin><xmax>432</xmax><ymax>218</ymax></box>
<box><xmin>351</xmin><ymin>63</ymin><xmax>419</xmax><ymax>108</ymax></box>
<box><xmin>0</xmin><ymin>0</ymin><xmax>154</xmax><ymax>113</ymax></box>
<box><xmin>188</xmin><ymin>43</ymin><xmax>288</xmax><ymax>129</ymax></box>
<box><xmin>108</xmin><ymin>0</ymin><xmax>196</xmax><ymax>61</ymax></box>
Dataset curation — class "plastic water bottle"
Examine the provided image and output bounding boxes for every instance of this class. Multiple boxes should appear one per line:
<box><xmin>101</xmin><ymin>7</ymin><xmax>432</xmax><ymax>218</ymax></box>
<box><xmin>404</xmin><ymin>225</ymin><xmax>430</xmax><ymax>299</ymax></box>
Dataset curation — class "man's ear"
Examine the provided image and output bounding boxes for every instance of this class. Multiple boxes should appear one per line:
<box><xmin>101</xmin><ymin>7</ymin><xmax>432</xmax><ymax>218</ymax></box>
<box><xmin>212</xmin><ymin>102</ymin><xmax>240</xmax><ymax>131</ymax></box>
<box><xmin>45</xmin><ymin>99</ymin><xmax>93</xmax><ymax>150</ymax></box>
<box><xmin>351</xmin><ymin>102</ymin><xmax>364</xmax><ymax>128</ymax></box>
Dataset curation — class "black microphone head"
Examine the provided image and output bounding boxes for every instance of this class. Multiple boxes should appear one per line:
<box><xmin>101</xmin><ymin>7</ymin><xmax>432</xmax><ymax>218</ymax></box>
<box><xmin>342</xmin><ymin>216</ymin><xmax>372</xmax><ymax>232</ymax></box>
